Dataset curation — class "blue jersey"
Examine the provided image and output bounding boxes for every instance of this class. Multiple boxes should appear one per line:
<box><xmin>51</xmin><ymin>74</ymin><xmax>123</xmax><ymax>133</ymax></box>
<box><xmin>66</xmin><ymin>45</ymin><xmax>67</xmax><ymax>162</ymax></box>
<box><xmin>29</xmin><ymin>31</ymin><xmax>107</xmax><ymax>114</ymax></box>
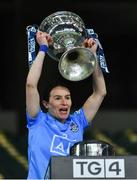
<box><xmin>26</xmin><ymin>108</ymin><xmax>89</xmax><ymax>179</ymax></box>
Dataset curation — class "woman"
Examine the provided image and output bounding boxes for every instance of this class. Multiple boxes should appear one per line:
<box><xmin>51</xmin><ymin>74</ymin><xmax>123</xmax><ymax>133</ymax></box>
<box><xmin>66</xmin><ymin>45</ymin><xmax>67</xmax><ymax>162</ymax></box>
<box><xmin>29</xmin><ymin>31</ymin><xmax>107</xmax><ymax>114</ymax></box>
<box><xmin>26</xmin><ymin>31</ymin><xmax>106</xmax><ymax>179</ymax></box>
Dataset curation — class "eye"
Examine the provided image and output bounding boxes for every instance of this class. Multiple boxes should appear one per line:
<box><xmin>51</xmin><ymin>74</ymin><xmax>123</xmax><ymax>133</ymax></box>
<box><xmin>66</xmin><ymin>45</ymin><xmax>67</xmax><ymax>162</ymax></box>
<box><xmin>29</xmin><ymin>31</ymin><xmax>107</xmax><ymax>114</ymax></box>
<box><xmin>55</xmin><ymin>96</ymin><xmax>61</xmax><ymax>100</ymax></box>
<box><xmin>66</xmin><ymin>95</ymin><xmax>71</xmax><ymax>100</ymax></box>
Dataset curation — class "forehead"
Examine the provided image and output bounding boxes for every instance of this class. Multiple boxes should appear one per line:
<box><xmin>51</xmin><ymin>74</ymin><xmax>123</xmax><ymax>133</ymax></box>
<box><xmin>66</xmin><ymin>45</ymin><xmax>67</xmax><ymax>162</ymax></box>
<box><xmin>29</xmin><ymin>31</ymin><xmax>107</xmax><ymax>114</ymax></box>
<box><xmin>50</xmin><ymin>86</ymin><xmax>70</xmax><ymax>96</ymax></box>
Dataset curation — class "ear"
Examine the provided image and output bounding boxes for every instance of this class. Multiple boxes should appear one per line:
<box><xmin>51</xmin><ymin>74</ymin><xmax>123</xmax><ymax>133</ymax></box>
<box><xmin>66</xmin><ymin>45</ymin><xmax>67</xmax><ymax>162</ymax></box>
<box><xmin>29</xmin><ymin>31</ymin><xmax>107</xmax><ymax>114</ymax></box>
<box><xmin>42</xmin><ymin>100</ymin><xmax>49</xmax><ymax>109</ymax></box>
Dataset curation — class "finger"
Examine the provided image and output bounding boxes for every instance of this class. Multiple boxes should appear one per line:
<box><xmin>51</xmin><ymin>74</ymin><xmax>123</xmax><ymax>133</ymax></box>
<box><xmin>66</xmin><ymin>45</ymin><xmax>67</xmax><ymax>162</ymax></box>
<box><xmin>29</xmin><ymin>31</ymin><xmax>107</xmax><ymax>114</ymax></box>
<box><xmin>89</xmin><ymin>40</ymin><xmax>96</xmax><ymax>48</ymax></box>
<box><xmin>83</xmin><ymin>39</ymin><xmax>89</xmax><ymax>47</ymax></box>
<box><xmin>46</xmin><ymin>35</ymin><xmax>53</xmax><ymax>44</ymax></box>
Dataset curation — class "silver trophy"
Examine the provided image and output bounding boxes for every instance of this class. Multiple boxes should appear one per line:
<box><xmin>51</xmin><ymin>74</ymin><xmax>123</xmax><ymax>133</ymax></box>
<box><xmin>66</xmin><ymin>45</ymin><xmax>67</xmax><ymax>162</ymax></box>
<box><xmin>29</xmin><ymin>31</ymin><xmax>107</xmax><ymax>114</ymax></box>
<box><xmin>39</xmin><ymin>11</ymin><xmax>97</xmax><ymax>81</ymax></box>
<box><xmin>70</xmin><ymin>140</ymin><xmax>115</xmax><ymax>156</ymax></box>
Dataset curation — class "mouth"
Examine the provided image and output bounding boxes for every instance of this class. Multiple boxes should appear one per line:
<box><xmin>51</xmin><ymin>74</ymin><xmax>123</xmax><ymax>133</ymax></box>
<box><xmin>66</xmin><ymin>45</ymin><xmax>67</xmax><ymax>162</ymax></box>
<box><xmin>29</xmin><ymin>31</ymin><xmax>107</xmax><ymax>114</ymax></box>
<box><xmin>59</xmin><ymin>107</ymin><xmax>68</xmax><ymax>115</ymax></box>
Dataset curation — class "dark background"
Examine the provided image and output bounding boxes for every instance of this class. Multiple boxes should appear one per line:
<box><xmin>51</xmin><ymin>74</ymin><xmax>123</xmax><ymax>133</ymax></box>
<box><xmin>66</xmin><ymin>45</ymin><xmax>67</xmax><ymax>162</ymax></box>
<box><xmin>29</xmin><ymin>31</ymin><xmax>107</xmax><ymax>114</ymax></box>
<box><xmin>0</xmin><ymin>0</ymin><xmax>137</xmax><ymax>133</ymax></box>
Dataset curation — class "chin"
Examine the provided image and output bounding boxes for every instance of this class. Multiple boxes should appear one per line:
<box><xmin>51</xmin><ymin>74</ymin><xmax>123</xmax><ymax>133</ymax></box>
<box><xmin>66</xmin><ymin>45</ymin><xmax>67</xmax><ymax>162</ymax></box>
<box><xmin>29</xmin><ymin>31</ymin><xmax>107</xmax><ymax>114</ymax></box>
<box><xmin>59</xmin><ymin>114</ymin><xmax>69</xmax><ymax>121</ymax></box>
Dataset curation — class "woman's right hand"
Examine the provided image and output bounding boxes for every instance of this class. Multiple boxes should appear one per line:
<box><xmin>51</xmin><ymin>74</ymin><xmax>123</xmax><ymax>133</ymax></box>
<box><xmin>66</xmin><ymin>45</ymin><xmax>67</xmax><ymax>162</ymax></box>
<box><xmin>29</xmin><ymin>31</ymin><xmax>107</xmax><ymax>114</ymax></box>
<box><xmin>36</xmin><ymin>31</ymin><xmax>53</xmax><ymax>47</ymax></box>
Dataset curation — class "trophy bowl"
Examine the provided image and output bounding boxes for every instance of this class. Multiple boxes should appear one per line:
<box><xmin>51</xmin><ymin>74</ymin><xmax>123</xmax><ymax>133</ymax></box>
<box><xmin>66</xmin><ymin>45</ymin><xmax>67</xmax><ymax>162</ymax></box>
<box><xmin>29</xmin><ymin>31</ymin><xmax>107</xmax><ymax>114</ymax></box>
<box><xmin>39</xmin><ymin>11</ymin><xmax>97</xmax><ymax>81</ymax></box>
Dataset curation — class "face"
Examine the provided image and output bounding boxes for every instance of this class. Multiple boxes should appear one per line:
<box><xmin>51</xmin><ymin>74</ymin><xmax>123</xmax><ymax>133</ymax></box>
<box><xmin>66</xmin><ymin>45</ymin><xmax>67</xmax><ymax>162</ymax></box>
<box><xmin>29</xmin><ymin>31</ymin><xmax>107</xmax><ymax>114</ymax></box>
<box><xmin>43</xmin><ymin>86</ymin><xmax>72</xmax><ymax>123</ymax></box>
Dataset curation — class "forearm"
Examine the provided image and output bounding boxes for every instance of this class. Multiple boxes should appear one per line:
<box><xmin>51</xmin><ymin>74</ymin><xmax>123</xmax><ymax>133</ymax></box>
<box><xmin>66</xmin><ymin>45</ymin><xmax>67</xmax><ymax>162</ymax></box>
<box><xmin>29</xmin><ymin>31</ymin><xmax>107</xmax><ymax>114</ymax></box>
<box><xmin>92</xmin><ymin>60</ymin><xmax>107</xmax><ymax>97</ymax></box>
<box><xmin>26</xmin><ymin>51</ymin><xmax>46</xmax><ymax>88</ymax></box>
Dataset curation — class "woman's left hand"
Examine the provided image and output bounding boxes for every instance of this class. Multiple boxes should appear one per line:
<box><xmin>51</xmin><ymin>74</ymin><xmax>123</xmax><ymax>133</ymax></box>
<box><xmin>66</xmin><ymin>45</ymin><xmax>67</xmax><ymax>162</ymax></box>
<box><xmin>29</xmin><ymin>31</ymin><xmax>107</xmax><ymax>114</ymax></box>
<box><xmin>83</xmin><ymin>38</ymin><xmax>98</xmax><ymax>54</ymax></box>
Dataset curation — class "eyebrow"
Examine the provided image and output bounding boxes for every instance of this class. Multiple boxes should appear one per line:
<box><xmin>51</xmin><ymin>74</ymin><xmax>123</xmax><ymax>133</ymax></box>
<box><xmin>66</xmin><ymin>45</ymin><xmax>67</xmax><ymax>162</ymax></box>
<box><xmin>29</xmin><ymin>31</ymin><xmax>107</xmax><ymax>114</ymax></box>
<box><xmin>53</xmin><ymin>94</ymin><xmax>71</xmax><ymax>97</ymax></box>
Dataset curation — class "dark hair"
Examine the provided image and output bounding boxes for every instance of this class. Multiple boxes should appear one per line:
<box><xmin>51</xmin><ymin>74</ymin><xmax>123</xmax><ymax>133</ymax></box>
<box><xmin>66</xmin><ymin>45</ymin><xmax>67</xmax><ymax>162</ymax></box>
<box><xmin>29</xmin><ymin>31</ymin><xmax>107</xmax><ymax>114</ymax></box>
<box><xmin>42</xmin><ymin>82</ymin><xmax>71</xmax><ymax>102</ymax></box>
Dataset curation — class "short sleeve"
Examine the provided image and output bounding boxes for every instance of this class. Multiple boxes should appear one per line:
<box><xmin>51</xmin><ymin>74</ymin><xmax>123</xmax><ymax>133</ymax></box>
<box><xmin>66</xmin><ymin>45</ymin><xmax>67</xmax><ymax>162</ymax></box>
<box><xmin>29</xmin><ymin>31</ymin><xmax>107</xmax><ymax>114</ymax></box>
<box><xmin>72</xmin><ymin>108</ymin><xmax>89</xmax><ymax>129</ymax></box>
<box><xmin>26</xmin><ymin>109</ymin><xmax>43</xmax><ymax>128</ymax></box>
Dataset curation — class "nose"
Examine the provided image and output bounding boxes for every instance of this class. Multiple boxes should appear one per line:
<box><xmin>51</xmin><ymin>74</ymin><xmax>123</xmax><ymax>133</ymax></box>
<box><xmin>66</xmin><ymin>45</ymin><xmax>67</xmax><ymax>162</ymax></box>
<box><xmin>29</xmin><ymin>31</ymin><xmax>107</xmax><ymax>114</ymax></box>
<box><xmin>61</xmin><ymin>98</ymin><xmax>67</xmax><ymax>105</ymax></box>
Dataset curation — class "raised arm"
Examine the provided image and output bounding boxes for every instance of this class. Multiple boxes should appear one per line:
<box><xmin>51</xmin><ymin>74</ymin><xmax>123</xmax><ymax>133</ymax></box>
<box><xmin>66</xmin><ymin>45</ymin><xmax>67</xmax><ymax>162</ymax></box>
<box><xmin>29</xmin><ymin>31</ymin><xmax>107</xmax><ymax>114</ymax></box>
<box><xmin>26</xmin><ymin>31</ymin><xmax>52</xmax><ymax>117</ymax></box>
<box><xmin>83</xmin><ymin>38</ymin><xmax>107</xmax><ymax>122</ymax></box>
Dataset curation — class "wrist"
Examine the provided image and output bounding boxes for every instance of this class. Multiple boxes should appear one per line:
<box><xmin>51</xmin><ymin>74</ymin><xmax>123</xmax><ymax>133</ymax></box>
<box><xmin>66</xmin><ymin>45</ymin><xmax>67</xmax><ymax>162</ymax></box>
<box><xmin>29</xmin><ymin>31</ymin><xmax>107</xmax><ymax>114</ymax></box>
<box><xmin>39</xmin><ymin>44</ymin><xmax>48</xmax><ymax>53</ymax></box>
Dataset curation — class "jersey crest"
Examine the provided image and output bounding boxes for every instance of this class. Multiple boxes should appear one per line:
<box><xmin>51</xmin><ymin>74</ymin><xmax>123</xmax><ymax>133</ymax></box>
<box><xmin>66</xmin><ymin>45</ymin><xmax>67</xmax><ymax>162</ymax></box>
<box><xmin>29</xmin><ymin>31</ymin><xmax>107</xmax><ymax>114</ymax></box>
<box><xmin>70</xmin><ymin>122</ymin><xmax>79</xmax><ymax>132</ymax></box>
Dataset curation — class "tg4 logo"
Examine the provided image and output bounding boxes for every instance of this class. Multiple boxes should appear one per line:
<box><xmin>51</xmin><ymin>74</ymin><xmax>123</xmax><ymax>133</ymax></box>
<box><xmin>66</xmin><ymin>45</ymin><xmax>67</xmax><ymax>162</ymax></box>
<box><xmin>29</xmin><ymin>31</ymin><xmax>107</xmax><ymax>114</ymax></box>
<box><xmin>73</xmin><ymin>158</ymin><xmax>125</xmax><ymax>178</ymax></box>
